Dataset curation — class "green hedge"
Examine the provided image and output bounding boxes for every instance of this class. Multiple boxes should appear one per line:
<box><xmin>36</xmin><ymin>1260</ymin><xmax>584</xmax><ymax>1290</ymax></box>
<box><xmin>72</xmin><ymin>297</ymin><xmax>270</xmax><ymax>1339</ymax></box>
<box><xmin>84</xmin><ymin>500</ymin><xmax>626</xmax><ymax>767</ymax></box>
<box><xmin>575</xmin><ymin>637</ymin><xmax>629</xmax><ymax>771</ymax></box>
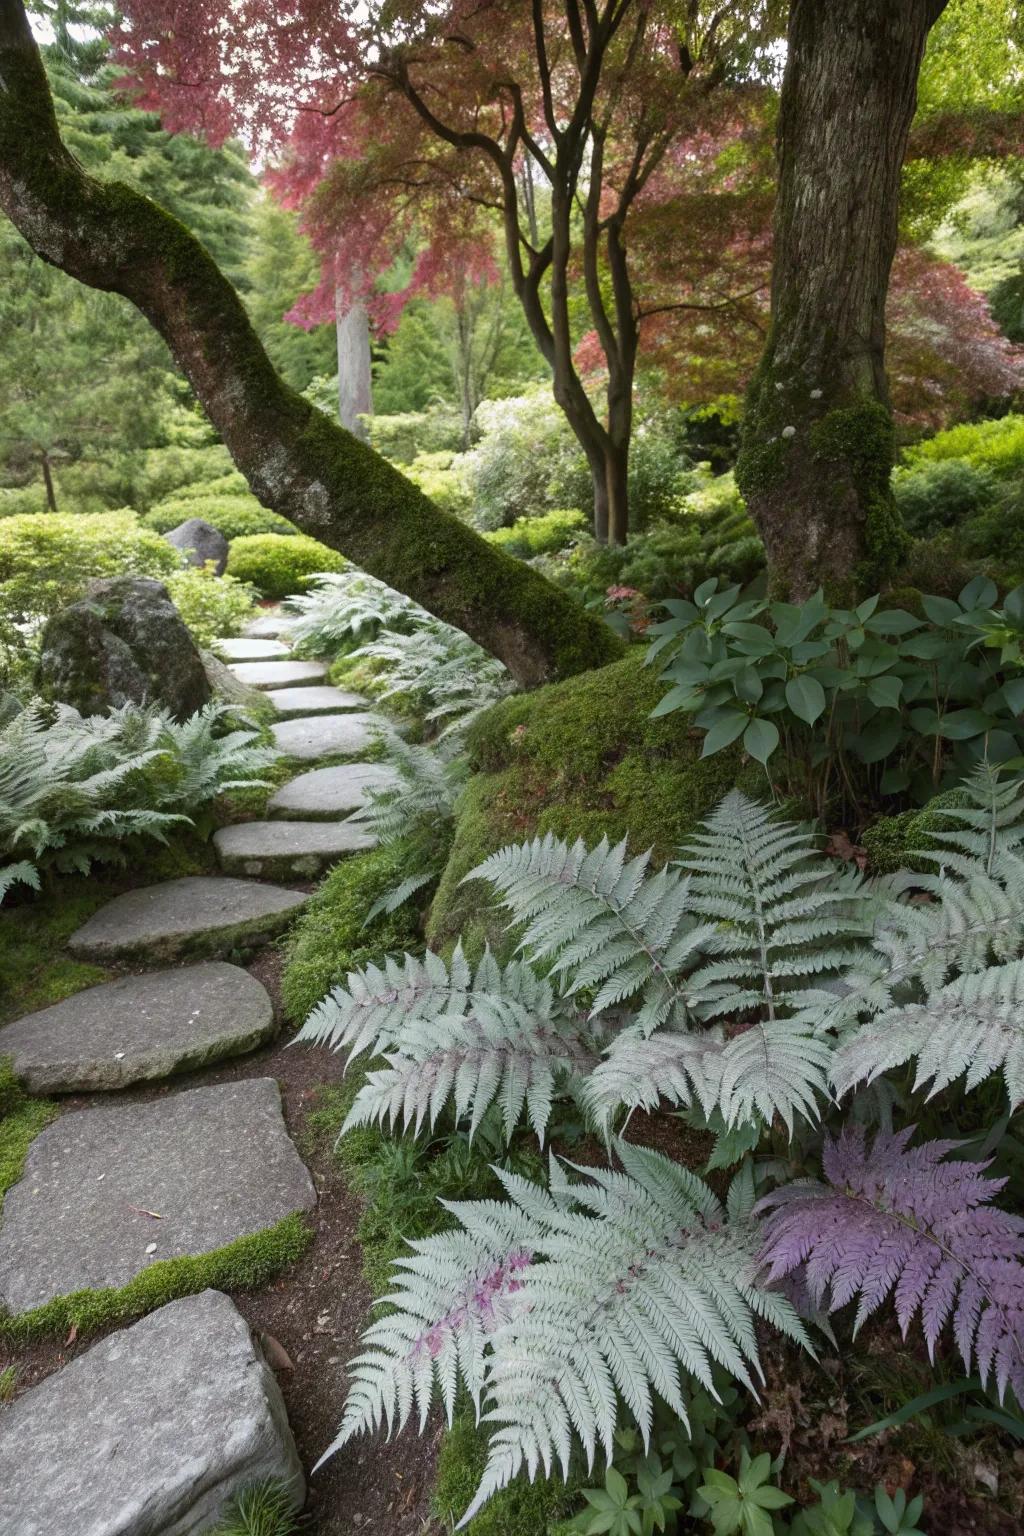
<box><xmin>224</xmin><ymin>532</ymin><xmax>346</xmax><ymax>599</ymax></box>
<box><xmin>142</xmin><ymin>494</ymin><xmax>297</xmax><ymax>540</ymax></box>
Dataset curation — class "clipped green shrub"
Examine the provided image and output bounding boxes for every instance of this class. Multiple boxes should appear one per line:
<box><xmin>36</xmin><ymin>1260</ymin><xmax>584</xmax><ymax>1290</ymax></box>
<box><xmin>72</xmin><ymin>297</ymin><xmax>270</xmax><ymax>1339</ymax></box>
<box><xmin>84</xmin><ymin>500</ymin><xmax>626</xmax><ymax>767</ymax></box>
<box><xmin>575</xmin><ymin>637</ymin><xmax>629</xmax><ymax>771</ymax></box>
<box><xmin>143</xmin><ymin>495</ymin><xmax>297</xmax><ymax>540</ymax></box>
<box><xmin>166</xmin><ymin>471</ymin><xmax>250</xmax><ymax>500</ymax></box>
<box><xmin>959</xmin><ymin>484</ymin><xmax>1024</xmax><ymax>584</ymax></box>
<box><xmin>403</xmin><ymin>450</ymin><xmax>473</xmax><ymax>520</ymax></box>
<box><xmin>0</xmin><ymin>511</ymin><xmax>180</xmax><ymax>643</ymax></box>
<box><xmin>485</xmin><ymin>508</ymin><xmax>586</xmax><ymax>558</ymax></box>
<box><xmin>280</xmin><ymin>844</ymin><xmax>423</xmax><ymax>1023</ymax></box>
<box><xmin>128</xmin><ymin>443</ymin><xmax>234</xmax><ymax>510</ymax></box>
<box><xmin>164</xmin><ymin>565</ymin><xmax>257</xmax><ymax>648</ymax></box>
<box><xmin>903</xmin><ymin>412</ymin><xmax>1024</xmax><ymax>478</ymax></box>
<box><xmin>0</xmin><ymin>484</ymin><xmax>52</xmax><ymax>518</ymax></box>
<box><xmin>367</xmin><ymin>408</ymin><xmax>465</xmax><ymax>465</ymax></box>
<box><xmin>225</xmin><ymin>533</ymin><xmax>346</xmax><ymax>599</ymax></box>
<box><xmin>892</xmin><ymin>458</ymin><xmax>995</xmax><ymax>538</ymax></box>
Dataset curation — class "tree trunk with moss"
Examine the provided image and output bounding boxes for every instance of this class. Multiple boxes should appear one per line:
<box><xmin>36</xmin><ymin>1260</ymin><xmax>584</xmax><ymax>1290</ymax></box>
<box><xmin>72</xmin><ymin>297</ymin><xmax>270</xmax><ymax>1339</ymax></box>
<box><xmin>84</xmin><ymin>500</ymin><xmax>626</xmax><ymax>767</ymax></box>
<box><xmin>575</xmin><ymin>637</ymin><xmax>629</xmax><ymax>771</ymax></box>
<box><xmin>736</xmin><ymin>0</ymin><xmax>948</xmax><ymax>600</ymax></box>
<box><xmin>0</xmin><ymin>0</ymin><xmax>620</xmax><ymax>687</ymax></box>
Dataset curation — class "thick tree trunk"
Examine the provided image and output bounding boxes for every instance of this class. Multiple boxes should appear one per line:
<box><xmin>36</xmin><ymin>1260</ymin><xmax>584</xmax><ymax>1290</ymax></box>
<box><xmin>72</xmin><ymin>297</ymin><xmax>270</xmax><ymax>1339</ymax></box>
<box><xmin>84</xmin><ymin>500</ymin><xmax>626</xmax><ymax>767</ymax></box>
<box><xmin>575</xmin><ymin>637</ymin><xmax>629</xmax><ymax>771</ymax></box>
<box><xmin>736</xmin><ymin>0</ymin><xmax>948</xmax><ymax>600</ymax></box>
<box><xmin>335</xmin><ymin>286</ymin><xmax>372</xmax><ymax>440</ymax></box>
<box><xmin>0</xmin><ymin>0</ymin><xmax>620</xmax><ymax>687</ymax></box>
<box><xmin>605</xmin><ymin>442</ymin><xmax>629</xmax><ymax>548</ymax></box>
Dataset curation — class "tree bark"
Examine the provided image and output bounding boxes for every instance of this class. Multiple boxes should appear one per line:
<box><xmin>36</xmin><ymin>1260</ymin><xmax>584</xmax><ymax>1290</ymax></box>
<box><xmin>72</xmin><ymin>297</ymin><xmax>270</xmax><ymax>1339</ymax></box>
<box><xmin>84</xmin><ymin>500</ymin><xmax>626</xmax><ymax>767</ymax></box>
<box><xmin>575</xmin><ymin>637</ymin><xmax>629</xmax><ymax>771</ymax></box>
<box><xmin>39</xmin><ymin>450</ymin><xmax>57</xmax><ymax>512</ymax></box>
<box><xmin>0</xmin><ymin>0</ymin><xmax>620</xmax><ymax>686</ymax></box>
<box><xmin>335</xmin><ymin>285</ymin><xmax>372</xmax><ymax>440</ymax></box>
<box><xmin>736</xmin><ymin>0</ymin><xmax>949</xmax><ymax>600</ymax></box>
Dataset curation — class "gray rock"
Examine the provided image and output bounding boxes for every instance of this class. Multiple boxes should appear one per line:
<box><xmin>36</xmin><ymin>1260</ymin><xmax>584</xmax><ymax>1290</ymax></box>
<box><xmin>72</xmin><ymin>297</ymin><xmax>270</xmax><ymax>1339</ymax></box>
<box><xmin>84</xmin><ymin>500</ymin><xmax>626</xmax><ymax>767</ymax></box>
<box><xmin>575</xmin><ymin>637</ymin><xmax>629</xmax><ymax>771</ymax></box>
<box><xmin>0</xmin><ymin>1079</ymin><xmax>316</xmax><ymax>1316</ymax></box>
<box><xmin>0</xmin><ymin>964</ymin><xmax>275</xmax><ymax>1095</ymax></box>
<box><xmin>265</xmin><ymin>684</ymin><xmax>367</xmax><ymax>717</ymax></box>
<box><xmin>213</xmin><ymin>819</ymin><xmax>376</xmax><ymax>879</ymax></box>
<box><xmin>200</xmin><ymin>650</ymin><xmax>270</xmax><ymax>715</ymax></box>
<box><xmin>36</xmin><ymin>577</ymin><xmax>211</xmax><ymax>721</ymax></box>
<box><xmin>67</xmin><ymin>876</ymin><xmax>307</xmax><ymax>963</ymax></box>
<box><xmin>213</xmin><ymin>637</ymin><xmax>290</xmax><ymax>661</ymax></box>
<box><xmin>268</xmin><ymin>762</ymin><xmax>402</xmax><ymax>820</ymax></box>
<box><xmin>164</xmin><ymin>517</ymin><xmax>229</xmax><ymax>576</ymax></box>
<box><xmin>271</xmin><ymin>712</ymin><xmax>382</xmax><ymax>761</ymax></box>
<box><xmin>0</xmin><ymin>1289</ymin><xmax>304</xmax><ymax>1536</ymax></box>
<box><xmin>229</xmin><ymin>660</ymin><xmax>327</xmax><ymax>690</ymax></box>
<box><xmin>243</xmin><ymin>612</ymin><xmax>290</xmax><ymax>639</ymax></box>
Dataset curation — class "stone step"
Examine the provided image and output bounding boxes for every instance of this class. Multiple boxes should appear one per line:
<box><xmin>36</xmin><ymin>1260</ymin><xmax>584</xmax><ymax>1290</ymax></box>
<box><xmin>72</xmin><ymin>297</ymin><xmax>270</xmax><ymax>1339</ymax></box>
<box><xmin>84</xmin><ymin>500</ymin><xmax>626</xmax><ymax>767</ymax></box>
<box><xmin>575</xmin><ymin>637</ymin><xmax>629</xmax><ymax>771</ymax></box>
<box><xmin>271</xmin><ymin>712</ymin><xmax>382</xmax><ymax>762</ymax></box>
<box><xmin>213</xmin><ymin>819</ymin><xmax>376</xmax><ymax>879</ymax></box>
<box><xmin>67</xmin><ymin>876</ymin><xmax>307</xmax><ymax>964</ymax></box>
<box><xmin>264</xmin><ymin>684</ymin><xmax>367</xmax><ymax>717</ymax></box>
<box><xmin>0</xmin><ymin>963</ymin><xmax>275</xmax><ymax>1095</ymax></box>
<box><xmin>0</xmin><ymin>1289</ymin><xmax>304</xmax><ymax>1536</ymax></box>
<box><xmin>229</xmin><ymin>659</ymin><xmax>326</xmax><ymax>690</ymax></box>
<box><xmin>213</xmin><ymin>637</ymin><xmax>291</xmax><ymax>661</ymax></box>
<box><xmin>244</xmin><ymin>611</ymin><xmax>290</xmax><ymax>639</ymax></box>
<box><xmin>0</xmin><ymin>1079</ymin><xmax>316</xmax><ymax>1317</ymax></box>
<box><xmin>267</xmin><ymin>762</ymin><xmax>402</xmax><ymax>820</ymax></box>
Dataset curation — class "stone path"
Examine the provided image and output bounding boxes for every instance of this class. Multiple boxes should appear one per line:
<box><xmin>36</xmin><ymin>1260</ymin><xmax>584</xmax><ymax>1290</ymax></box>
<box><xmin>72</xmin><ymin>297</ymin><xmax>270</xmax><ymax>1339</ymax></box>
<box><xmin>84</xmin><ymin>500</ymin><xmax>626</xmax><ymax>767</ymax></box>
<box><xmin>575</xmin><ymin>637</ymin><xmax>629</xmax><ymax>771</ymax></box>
<box><xmin>268</xmin><ymin>762</ymin><xmax>401</xmax><ymax>819</ymax></box>
<box><xmin>0</xmin><ymin>1079</ymin><xmax>315</xmax><ymax>1315</ymax></box>
<box><xmin>0</xmin><ymin>963</ymin><xmax>274</xmax><ymax>1093</ymax></box>
<box><xmin>0</xmin><ymin>614</ymin><xmax>400</xmax><ymax>1529</ymax></box>
<box><xmin>0</xmin><ymin>1289</ymin><xmax>303</xmax><ymax>1536</ymax></box>
<box><xmin>67</xmin><ymin>875</ymin><xmax>309</xmax><ymax>962</ymax></box>
<box><xmin>231</xmin><ymin>658</ymin><xmax>327</xmax><ymax>690</ymax></box>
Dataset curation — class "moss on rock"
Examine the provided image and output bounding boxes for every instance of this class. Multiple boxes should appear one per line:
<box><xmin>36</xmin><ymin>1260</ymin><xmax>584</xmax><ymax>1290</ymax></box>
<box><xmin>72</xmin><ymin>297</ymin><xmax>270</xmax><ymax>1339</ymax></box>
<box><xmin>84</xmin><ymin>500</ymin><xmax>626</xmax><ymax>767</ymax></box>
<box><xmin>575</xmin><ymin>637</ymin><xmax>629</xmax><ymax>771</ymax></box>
<box><xmin>861</xmin><ymin>787</ymin><xmax>969</xmax><ymax>875</ymax></box>
<box><xmin>427</xmin><ymin>650</ymin><xmax>763</xmax><ymax>956</ymax></box>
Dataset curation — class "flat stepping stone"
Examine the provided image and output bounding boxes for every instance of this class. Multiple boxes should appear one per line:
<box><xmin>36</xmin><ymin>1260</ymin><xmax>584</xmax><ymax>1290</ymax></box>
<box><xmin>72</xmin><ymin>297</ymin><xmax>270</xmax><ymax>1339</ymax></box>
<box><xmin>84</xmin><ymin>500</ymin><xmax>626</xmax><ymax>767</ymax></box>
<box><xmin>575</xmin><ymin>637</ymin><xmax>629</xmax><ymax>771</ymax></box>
<box><xmin>0</xmin><ymin>1079</ymin><xmax>316</xmax><ymax>1316</ymax></box>
<box><xmin>268</xmin><ymin>762</ymin><xmax>403</xmax><ymax>820</ymax></box>
<box><xmin>214</xmin><ymin>819</ymin><xmax>376</xmax><ymax>879</ymax></box>
<box><xmin>229</xmin><ymin>659</ymin><xmax>326</xmax><ymax>690</ymax></box>
<box><xmin>0</xmin><ymin>1289</ymin><xmax>303</xmax><ymax>1536</ymax></box>
<box><xmin>244</xmin><ymin>611</ymin><xmax>290</xmax><ymax>639</ymax></box>
<box><xmin>265</xmin><ymin>684</ymin><xmax>367</xmax><ymax>716</ymax></box>
<box><xmin>213</xmin><ymin>637</ymin><xmax>291</xmax><ymax>660</ymax></box>
<box><xmin>0</xmin><ymin>963</ymin><xmax>274</xmax><ymax>1095</ymax></box>
<box><xmin>271</xmin><ymin>711</ymin><xmax>382</xmax><ymax>761</ymax></box>
<box><xmin>67</xmin><ymin>876</ymin><xmax>307</xmax><ymax>963</ymax></box>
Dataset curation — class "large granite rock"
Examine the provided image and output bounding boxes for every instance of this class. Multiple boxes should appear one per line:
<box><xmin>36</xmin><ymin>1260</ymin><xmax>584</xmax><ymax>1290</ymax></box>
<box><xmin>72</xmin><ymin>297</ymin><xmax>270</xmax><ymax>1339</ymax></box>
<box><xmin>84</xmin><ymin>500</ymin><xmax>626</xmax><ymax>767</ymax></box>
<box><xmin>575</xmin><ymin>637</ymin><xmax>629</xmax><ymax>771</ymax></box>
<box><xmin>0</xmin><ymin>1289</ymin><xmax>304</xmax><ymax>1536</ymax></box>
<box><xmin>0</xmin><ymin>963</ymin><xmax>275</xmax><ymax>1094</ymax></box>
<box><xmin>36</xmin><ymin>576</ymin><xmax>211</xmax><ymax>720</ymax></box>
<box><xmin>164</xmin><ymin>517</ymin><xmax>229</xmax><ymax>576</ymax></box>
<box><xmin>67</xmin><ymin>876</ymin><xmax>307</xmax><ymax>963</ymax></box>
<box><xmin>268</xmin><ymin>762</ymin><xmax>402</xmax><ymax>820</ymax></box>
<box><xmin>213</xmin><ymin>819</ymin><xmax>376</xmax><ymax>879</ymax></box>
<box><xmin>0</xmin><ymin>1079</ymin><xmax>316</xmax><ymax>1316</ymax></box>
<box><xmin>271</xmin><ymin>712</ymin><xmax>381</xmax><ymax>761</ymax></box>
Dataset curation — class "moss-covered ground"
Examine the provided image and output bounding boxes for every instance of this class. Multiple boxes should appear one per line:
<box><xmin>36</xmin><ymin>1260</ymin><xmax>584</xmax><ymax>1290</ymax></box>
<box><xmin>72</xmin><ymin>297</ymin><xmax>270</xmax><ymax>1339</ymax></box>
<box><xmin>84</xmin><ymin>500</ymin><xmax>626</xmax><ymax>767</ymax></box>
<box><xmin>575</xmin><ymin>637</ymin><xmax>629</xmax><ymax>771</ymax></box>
<box><xmin>427</xmin><ymin>648</ymin><xmax>763</xmax><ymax>954</ymax></box>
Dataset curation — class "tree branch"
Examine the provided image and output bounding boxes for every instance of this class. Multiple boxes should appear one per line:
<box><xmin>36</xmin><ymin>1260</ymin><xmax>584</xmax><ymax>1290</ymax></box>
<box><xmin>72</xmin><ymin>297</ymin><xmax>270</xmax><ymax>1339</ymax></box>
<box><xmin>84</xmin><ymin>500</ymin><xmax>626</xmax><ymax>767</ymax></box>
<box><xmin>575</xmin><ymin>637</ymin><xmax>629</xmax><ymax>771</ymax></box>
<box><xmin>0</xmin><ymin>0</ymin><xmax>619</xmax><ymax>685</ymax></box>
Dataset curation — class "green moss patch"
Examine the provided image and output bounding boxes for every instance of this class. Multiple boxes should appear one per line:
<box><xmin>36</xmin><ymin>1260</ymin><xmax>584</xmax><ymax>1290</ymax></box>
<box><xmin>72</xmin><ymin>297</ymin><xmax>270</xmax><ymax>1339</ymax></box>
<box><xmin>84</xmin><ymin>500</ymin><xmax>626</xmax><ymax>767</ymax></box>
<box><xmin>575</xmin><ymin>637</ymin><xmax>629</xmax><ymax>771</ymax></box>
<box><xmin>0</xmin><ymin>1059</ymin><xmax>58</xmax><ymax>1212</ymax></box>
<box><xmin>861</xmin><ymin>788</ymin><xmax>969</xmax><ymax>875</ymax></box>
<box><xmin>280</xmin><ymin>844</ymin><xmax>423</xmax><ymax>1024</ymax></box>
<box><xmin>428</xmin><ymin>650</ymin><xmax>762</xmax><ymax>955</ymax></box>
<box><xmin>0</xmin><ymin>881</ymin><xmax>114</xmax><ymax>1025</ymax></box>
<box><xmin>433</xmin><ymin>1412</ymin><xmax>582</xmax><ymax>1536</ymax></box>
<box><xmin>0</xmin><ymin>1211</ymin><xmax>311</xmax><ymax>1345</ymax></box>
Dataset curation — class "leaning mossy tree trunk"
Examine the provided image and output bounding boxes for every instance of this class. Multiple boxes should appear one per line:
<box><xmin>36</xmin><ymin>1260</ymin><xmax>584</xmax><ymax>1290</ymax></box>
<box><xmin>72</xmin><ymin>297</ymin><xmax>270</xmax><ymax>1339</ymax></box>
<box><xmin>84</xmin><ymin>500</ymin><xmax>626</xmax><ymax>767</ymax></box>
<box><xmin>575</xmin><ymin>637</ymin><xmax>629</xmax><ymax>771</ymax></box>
<box><xmin>736</xmin><ymin>0</ymin><xmax>948</xmax><ymax>600</ymax></box>
<box><xmin>0</xmin><ymin>0</ymin><xmax>620</xmax><ymax>688</ymax></box>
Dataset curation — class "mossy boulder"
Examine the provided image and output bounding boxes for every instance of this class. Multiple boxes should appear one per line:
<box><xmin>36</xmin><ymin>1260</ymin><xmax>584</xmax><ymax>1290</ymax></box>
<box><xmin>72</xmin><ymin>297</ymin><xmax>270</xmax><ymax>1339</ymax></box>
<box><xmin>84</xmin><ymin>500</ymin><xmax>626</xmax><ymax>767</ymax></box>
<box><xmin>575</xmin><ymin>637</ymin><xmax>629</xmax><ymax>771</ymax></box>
<box><xmin>36</xmin><ymin>576</ymin><xmax>211</xmax><ymax>720</ymax></box>
<box><xmin>427</xmin><ymin>650</ymin><xmax>764</xmax><ymax>957</ymax></box>
<box><xmin>861</xmin><ymin>787</ymin><xmax>969</xmax><ymax>875</ymax></box>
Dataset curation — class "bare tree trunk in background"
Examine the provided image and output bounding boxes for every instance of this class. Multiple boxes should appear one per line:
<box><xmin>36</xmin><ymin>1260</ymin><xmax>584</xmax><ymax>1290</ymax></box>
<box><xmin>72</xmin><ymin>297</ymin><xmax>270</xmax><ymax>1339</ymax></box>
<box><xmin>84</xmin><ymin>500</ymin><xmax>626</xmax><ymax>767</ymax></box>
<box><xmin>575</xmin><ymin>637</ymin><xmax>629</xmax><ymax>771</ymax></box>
<box><xmin>335</xmin><ymin>286</ymin><xmax>372</xmax><ymax>440</ymax></box>
<box><xmin>736</xmin><ymin>0</ymin><xmax>949</xmax><ymax>599</ymax></box>
<box><xmin>40</xmin><ymin>450</ymin><xmax>57</xmax><ymax>512</ymax></box>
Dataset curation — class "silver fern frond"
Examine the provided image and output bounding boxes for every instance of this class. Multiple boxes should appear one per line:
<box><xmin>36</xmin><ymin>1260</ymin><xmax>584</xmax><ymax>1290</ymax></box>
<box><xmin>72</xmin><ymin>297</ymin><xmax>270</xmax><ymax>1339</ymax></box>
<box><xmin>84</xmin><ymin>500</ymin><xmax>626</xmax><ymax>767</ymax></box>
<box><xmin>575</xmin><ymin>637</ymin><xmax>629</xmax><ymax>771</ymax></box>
<box><xmin>324</xmin><ymin>1140</ymin><xmax>810</xmax><ymax>1526</ymax></box>
<box><xmin>467</xmin><ymin>834</ymin><xmax>714</xmax><ymax>1032</ymax></box>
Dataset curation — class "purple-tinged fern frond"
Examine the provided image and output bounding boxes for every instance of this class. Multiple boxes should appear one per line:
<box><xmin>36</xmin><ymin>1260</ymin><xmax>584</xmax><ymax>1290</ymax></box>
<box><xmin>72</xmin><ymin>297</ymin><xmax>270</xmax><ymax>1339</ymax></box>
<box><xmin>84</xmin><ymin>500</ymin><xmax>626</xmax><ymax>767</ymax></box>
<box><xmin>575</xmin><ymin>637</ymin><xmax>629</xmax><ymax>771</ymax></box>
<box><xmin>757</xmin><ymin>1125</ymin><xmax>1024</xmax><ymax>1402</ymax></box>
